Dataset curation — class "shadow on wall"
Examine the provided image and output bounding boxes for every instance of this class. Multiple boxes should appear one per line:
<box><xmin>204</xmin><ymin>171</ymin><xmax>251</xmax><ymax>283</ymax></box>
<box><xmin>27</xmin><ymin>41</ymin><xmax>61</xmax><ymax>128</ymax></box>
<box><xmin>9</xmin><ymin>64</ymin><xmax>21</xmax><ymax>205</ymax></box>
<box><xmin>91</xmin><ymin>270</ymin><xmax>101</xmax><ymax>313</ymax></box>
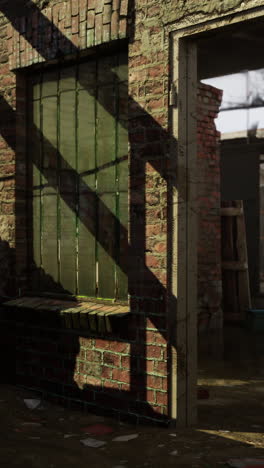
<box><xmin>0</xmin><ymin>0</ymin><xmax>183</xmax><ymax>424</ymax></box>
<box><xmin>0</xmin><ymin>239</ymin><xmax>15</xmax><ymax>298</ymax></box>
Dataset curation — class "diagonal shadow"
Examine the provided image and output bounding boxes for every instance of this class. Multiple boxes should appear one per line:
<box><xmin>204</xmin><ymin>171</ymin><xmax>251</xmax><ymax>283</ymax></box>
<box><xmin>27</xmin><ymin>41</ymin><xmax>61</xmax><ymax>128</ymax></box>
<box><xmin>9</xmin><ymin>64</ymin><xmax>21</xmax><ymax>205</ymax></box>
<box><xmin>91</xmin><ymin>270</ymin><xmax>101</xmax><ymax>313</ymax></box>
<box><xmin>0</xmin><ymin>0</ymin><xmax>184</xmax><ymax>423</ymax></box>
<box><xmin>2</xmin><ymin>0</ymin><xmax>132</xmax><ymax>126</ymax></box>
<box><xmin>0</xmin><ymin>87</ymin><xmax>177</xmax><ymax>423</ymax></box>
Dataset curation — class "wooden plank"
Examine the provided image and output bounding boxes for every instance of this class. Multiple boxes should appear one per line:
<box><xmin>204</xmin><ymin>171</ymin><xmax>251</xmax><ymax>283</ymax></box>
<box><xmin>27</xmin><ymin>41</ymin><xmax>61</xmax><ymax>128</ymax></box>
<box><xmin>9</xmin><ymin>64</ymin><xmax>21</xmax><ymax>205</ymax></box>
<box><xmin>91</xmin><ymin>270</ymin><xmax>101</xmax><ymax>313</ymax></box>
<box><xmin>78</xmin><ymin>60</ymin><xmax>96</xmax><ymax>90</ymax></box>
<box><xmin>96</xmin><ymin>85</ymin><xmax>116</xmax><ymax>191</ymax></box>
<box><xmin>236</xmin><ymin>201</ymin><xmax>251</xmax><ymax>311</ymax></box>
<box><xmin>220</xmin><ymin>207</ymin><xmax>243</xmax><ymax>216</ymax></box>
<box><xmin>78</xmin><ymin>191</ymin><xmax>96</xmax><ymax>296</ymax></box>
<box><xmin>79</xmin><ymin>309</ymin><xmax>89</xmax><ymax>329</ymax></box>
<box><xmin>31</xmin><ymin>98</ymin><xmax>41</xmax><ymax>290</ymax></box>
<box><xmin>221</xmin><ymin>202</ymin><xmax>238</xmax><ymax>315</ymax></box>
<box><xmin>32</xmin><ymin>73</ymin><xmax>41</xmax><ymax>101</ymax></box>
<box><xmin>186</xmin><ymin>39</ymin><xmax>198</xmax><ymax>427</ymax></box>
<box><xmin>88</xmin><ymin>309</ymin><xmax>98</xmax><ymax>331</ymax></box>
<box><xmin>98</xmin><ymin>54</ymin><xmax>117</xmax><ymax>85</ymax></box>
<box><xmin>222</xmin><ymin>261</ymin><xmax>248</xmax><ymax>271</ymax></box>
<box><xmin>41</xmin><ymin>92</ymin><xmax>59</xmax><ymax>291</ymax></box>
<box><xmin>116</xmin><ymin>192</ymin><xmax>128</xmax><ymax>300</ymax></box>
<box><xmin>59</xmin><ymin>85</ymin><xmax>77</xmax><ymax>294</ymax></box>
<box><xmin>116</xmin><ymin>76</ymin><xmax>128</xmax><ymax>300</ymax></box>
<box><xmin>97</xmin><ymin>193</ymin><xmax>116</xmax><ymax>298</ymax></box>
<box><xmin>97</xmin><ymin>83</ymin><xmax>117</xmax><ymax>299</ymax></box>
<box><xmin>42</xmin><ymin>70</ymin><xmax>58</xmax><ymax>98</ymax></box>
<box><xmin>60</xmin><ymin>91</ymin><xmax>76</xmax><ymax>169</ymax></box>
<box><xmin>41</xmin><ymin>170</ymin><xmax>59</xmax><ymax>290</ymax></box>
<box><xmin>42</xmin><ymin>96</ymin><xmax>58</xmax><ymax>169</ymax></box>
<box><xmin>77</xmin><ymin>88</ymin><xmax>96</xmax><ymax>296</ymax></box>
<box><xmin>59</xmin><ymin>193</ymin><xmax>77</xmax><ymax>294</ymax></box>
<box><xmin>60</xmin><ymin>65</ymin><xmax>76</xmax><ymax>92</ymax></box>
<box><xmin>117</xmin><ymin>80</ymin><xmax>128</xmax><ymax>189</ymax></box>
<box><xmin>115</xmin><ymin>52</ymin><xmax>128</xmax><ymax>83</ymax></box>
<box><xmin>77</xmin><ymin>89</ymin><xmax>96</xmax><ymax>175</ymax></box>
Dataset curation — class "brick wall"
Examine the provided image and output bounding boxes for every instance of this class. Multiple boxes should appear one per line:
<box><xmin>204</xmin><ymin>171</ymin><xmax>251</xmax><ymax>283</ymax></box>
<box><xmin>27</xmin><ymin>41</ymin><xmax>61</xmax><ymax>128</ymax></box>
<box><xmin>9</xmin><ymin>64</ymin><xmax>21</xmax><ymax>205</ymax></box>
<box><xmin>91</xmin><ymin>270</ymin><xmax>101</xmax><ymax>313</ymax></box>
<box><xmin>0</xmin><ymin>3</ymin><xmax>16</xmax><ymax>296</ymax></box>
<box><xmin>14</xmin><ymin>306</ymin><xmax>168</xmax><ymax>423</ymax></box>
<box><xmin>7</xmin><ymin>0</ymin><xmax>129</xmax><ymax>69</ymax></box>
<box><xmin>0</xmin><ymin>0</ymin><xmax>170</xmax><ymax>423</ymax></box>
<box><xmin>0</xmin><ymin>0</ymin><xmax>237</xmax><ymax>421</ymax></box>
<box><xmin>197</xmin><ymin>82</ymin><xmax>223</xmax><ymax>333</ymax></box>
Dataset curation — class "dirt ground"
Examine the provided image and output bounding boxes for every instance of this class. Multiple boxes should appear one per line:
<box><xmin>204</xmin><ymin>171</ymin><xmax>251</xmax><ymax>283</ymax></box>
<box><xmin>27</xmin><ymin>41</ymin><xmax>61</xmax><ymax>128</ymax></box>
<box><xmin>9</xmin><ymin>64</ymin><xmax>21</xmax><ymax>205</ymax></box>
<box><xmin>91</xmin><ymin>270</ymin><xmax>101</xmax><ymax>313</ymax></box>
<box><xmin>1</xmin><ymin>326</ymin><xmax>264</xmax><ymax>468</ymax></box>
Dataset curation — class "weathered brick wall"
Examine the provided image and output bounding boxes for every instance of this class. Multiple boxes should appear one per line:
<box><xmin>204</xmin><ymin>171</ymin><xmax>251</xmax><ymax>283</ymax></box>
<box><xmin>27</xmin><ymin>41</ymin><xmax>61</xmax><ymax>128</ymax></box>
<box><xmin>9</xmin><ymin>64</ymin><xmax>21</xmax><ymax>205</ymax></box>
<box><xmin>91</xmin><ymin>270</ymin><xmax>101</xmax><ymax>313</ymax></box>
<box><xmin>7</xmin><ymin>0</ymin><xmax>129</xmax><ymax>69</ymax></box>
<box><xmin>0</xmin><ymin>0</ymin><xmax>260</xmax><ymax>421</ymax></box>
<box><xmin>0</xmin><ymin>0</ymin><xmax>170</xmax><ymax>423</ymax></box>
<box><xmin>0</xmin><ymin>10</ymin><xmax>16</xmax><ymax>297</ymax></box>
<box><xmin>197</xmin><ymin>82</ymin><xmax>223</xmax><ymax>332</ymax></box>
<box><xmin>15</xmin><ymin>308</ymin><xmax>168</xmax><ymax>423</ymax></box>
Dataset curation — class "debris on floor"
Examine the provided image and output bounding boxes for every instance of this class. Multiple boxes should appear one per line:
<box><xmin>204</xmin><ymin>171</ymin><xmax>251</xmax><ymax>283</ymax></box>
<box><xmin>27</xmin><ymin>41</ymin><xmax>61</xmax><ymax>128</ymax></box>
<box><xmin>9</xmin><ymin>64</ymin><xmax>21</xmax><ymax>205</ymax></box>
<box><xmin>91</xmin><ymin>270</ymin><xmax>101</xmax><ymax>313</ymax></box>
<box><xmin>170</xmin><ymin>450</ymin><xmax>178</xmax><ymax>456</ymax></box>
<box><xmin>1</xmin><ymin>372</ymin><xmax>263</xmax><ymax>468</ymax></box>
<box><xmin>112</xmin><ymin>434</ymin><xmax>139</xmax><ymax>442</ymax></box>
<box><xmin>80</xmin><ymin>437</ymin><xmax>107</xmax><ymax>448</ymax></box>
<box><xmin>227</xmin><ymin>460</ymin><xmax>264</xmax><ymax>468</ymax></box>
<box><xmin>24</xmin><ymin>399</ymin><xmax>46</xmax><ymax>410</ymax></box>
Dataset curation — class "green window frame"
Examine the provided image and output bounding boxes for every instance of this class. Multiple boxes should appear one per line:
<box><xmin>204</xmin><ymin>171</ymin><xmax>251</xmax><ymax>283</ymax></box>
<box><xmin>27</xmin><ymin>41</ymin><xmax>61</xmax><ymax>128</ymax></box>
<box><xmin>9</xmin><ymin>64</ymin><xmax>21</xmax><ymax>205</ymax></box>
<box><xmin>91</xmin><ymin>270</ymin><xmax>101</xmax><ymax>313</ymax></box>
<box><xmin>27</xmin><ymin>50</ymin><xmax>128</xmax><ymax>302</ymax></box>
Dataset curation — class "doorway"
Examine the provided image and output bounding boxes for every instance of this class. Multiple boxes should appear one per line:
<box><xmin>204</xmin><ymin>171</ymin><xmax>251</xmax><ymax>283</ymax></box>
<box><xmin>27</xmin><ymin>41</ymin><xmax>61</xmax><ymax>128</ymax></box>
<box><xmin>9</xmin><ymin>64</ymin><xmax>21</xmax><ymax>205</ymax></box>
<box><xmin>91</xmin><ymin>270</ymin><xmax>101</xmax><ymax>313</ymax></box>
<box><xmin>170</xmin><ymin>9</ymin><xmax>264</xmax><ymax>427</ymax></box>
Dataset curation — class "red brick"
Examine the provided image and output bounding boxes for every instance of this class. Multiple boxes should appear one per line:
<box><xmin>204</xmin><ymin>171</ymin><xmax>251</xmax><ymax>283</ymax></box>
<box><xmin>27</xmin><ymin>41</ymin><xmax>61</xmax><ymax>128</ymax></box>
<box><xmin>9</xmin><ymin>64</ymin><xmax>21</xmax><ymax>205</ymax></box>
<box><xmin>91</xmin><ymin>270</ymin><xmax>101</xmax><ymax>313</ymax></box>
<box><xmin>87</xmin><ymin>9</ymin><xmax>95</xmax><ymax>28</ymax></box>
<box><xmin>120</xmin><ymin>0</ymin><xmax>128</xmax><ymax>15</ymax></box>
<box><xmin>146</xmin><ymin>375</ymin><xmax>163</xmax><ymax>390</ymax></box>
<box><xmin>101</xmin><ymin>366</ymin><xmax>112</xmax><ymax>379</ymax></box>
<box><xmin>102</xmin><ymin>379</ymin><xmax>119</xmax><ymax>390</ymax></box>
<box><xmin>103</xmin><ymin>4</ymin><xmax>112</xmax><ymax>24</ymax></box>
<box><xmin>111</xmin><ymin>10</ymin><xmax>118</xmax><ymax>39</ymax></box>
<box><xmin>103</xmin><ymin>352</ymin><xmax>121</xmax><ymax>367</ymax></box>
<box><xmin>94</xmin><ymin>339</ymin><xmax>110</xmax><ymax>350</ymax></box>
<box><xmin>119</xmin><ymin>17</ymin><xmax>126</xmax><ymax>36</ymax></box>
<box><xmin>108</xmin><ymin>341</ymin><xmax>129</xmax><ymax>354</ymax></box>
<box><xmin>79</xmin><ymin>0</ymin><xmax>87</xmax><ymax>21</ymax></box>
<box><xmin>85</xmin><ymin>377</ymin><xmax>101</xmax><ymax>389</ymax></box>
<box><xmin>112</xmin><ymin>0</ymin><xmax>120</xmax><ymax>10</ymax></box>
<box><xmin>112</xmin><ymin>369</ymin><xmax>130</xmax><ymax>383</ymax></box>
<box><xmin>138</xmin><ymin>389</ymin><xmax>155</xmax><ymax>404</ymax></box>
<box><xmin>121</xmin><ymin>355</ymin><xmax>130</xmax><ymax>369</ymax></box>
<box><xmin>86</xmin><ymin>350</ymin><xmax>102</xmax><ymax>362</ymax></box>
<box><xmin>71</xmin><ymin>0</ymin><xmax>79</xmax><ymax>16</ymax></box>
<box><xmin>156</xmin><ymin>391</ymin><xmax>167</xmax><ymax>406</ymax></box>
<box><xmin>155</xmin><ymin>333</ymin><xmax>167</xmax><ymax>345</ymax></box>
<box><xmin>95</xmin><ymin>0</ymin><xmax>104</xmax><ymax>13</ymax></box>
<box><xmin>72</xmin><ymin>15</ymin><xmax>79</xmax><ymax>34</ymax></box>
<box><xmin>95</xmin><ymin>13</ymin><xmax>103</xmax><ymax>43</ymax></box>
<box><xmin>143</xmin><ymin>330</ymin><xmax>157</xmax><ymax>344</ymax></box>
<box><xmin>146</xmin><ymin>345</ymin><xmax>162</xmax><ymax>359</ymax></box>
<box><xmin>155</xmin><ymin>360</ymin><xmax>167</xmax><ymax>376</ymax></box>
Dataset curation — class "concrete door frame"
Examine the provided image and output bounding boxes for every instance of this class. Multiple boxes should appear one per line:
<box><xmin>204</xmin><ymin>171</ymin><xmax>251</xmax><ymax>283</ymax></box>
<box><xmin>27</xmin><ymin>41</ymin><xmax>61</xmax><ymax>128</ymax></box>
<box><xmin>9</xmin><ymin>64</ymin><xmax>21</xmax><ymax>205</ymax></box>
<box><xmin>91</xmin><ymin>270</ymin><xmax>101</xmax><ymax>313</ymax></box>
<box><xmin>168</xmin><ymin>6</ymin><xmax>264</xmax><ymax>427</ymax></box>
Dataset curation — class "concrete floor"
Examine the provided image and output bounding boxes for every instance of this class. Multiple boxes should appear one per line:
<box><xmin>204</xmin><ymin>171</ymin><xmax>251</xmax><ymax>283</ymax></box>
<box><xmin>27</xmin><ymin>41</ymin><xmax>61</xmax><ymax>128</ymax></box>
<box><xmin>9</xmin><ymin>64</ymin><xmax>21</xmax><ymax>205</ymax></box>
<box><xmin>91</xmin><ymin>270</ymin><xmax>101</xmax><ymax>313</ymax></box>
<box><xmin>1</xmin><ymin>326</ymin><xmax>264</xmax><ymax>468</ymax></box>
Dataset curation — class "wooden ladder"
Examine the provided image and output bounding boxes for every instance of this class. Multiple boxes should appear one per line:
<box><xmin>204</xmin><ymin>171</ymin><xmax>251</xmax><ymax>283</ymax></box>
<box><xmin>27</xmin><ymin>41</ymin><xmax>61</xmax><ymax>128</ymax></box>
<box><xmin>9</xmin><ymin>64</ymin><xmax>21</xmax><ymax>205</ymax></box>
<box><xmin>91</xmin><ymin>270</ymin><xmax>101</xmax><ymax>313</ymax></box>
<box><xmin>221</xmin><ymin>200</ymin><xmax>252</xmax><ymax>321</ymax></box>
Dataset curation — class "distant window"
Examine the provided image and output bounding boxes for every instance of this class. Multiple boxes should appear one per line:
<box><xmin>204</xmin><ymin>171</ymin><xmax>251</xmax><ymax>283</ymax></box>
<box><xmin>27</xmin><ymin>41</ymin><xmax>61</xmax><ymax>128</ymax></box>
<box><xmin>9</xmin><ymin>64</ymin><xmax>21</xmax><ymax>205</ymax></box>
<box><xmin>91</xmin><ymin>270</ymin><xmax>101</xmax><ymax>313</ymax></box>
<box><xmin>202</xmin><ymin>68</ymin><xmax>264</xmax><ymax>138</ymax></box>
